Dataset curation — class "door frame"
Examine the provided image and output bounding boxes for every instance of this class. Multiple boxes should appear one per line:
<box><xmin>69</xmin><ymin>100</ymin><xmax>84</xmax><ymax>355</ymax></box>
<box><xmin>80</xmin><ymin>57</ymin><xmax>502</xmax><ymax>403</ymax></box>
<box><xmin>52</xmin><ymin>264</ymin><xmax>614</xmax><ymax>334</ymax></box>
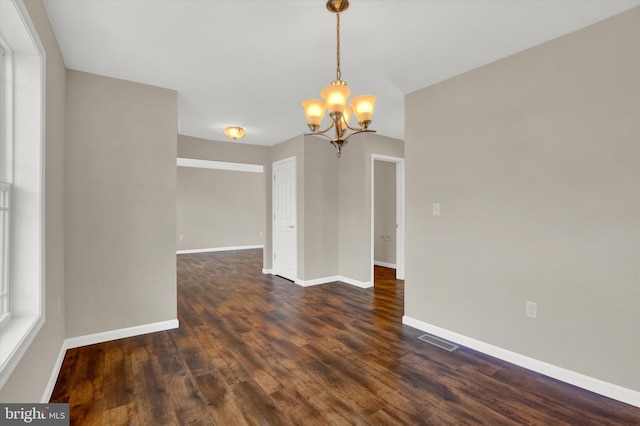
<box><xmin>371</xmin><ymin>154</ymin><xmax>405</xmax><ymax>280</ymax></box>
<box><xmin>272</xmin><ymin>156</ymin><xmax>297</xmax><ymax>281</ymax></box>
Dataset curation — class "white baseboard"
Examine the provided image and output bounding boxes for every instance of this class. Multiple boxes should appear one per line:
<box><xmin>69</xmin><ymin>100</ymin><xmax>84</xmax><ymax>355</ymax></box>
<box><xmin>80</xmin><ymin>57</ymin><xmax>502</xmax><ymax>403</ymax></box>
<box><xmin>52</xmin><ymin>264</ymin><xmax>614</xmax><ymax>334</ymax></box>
<box><xmin>262</xmin><ymin>268</ymin><xmax>273</xmax><ymax>275</ymax></box>
<box><xmin>294</xmin><ymin>276</ymin><xmax>340</xmax><ymax>287</ymax></box>
<box><xmin>41</xmin><ymin>319</ymin><xmax>179</xmax><ymax>403</ymax></box>
<box><xmin>294</xmin><ymin>275</ymin><xmax>373</xmax><ymax>289</ymax></box>
<box><xmin>338</xmin><ymin>276</ymin><xmax>373</xmax><ymax>288</ymax></box>
<box><xmin>402</xmin><ymin>316</ymin><xmax>640</xmax><ymax>408</ymax></box>
<box><xmin>40</xmin><ymin>343</ymin><xmax>69</xmax><ymax>403</ymax></box>
<box><xmin>177</xmin><ymin>245</ymin><xmax>263</xmax><ymax>255</ymax></box>
<box><xmin>374</xmin><ymin>261</ymin><xmax>397</xmax><ymax>269</ymax></box>
<box><xmin>64</xmin><ymin>319</ymin><xmax>179</xmax><ymax>349</ymax></box>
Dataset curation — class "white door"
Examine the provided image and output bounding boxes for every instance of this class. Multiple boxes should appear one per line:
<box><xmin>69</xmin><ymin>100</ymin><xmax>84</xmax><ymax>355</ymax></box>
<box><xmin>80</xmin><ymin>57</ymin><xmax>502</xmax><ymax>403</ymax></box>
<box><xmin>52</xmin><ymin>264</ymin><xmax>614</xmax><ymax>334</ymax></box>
<box><xmin>272</xmin><ymin>157</ymin><xmax>297</xmax><ymax>281</ymax></box>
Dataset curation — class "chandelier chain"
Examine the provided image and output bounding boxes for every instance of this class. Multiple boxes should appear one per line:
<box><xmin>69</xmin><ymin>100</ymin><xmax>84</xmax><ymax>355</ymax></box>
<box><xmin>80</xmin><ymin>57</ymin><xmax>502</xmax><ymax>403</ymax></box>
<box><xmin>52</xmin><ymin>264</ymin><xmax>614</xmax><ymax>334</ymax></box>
<box><xmin>336</xmin><ymin>13</ymin><xmax>341</xmax><ymax>81</ymax></box>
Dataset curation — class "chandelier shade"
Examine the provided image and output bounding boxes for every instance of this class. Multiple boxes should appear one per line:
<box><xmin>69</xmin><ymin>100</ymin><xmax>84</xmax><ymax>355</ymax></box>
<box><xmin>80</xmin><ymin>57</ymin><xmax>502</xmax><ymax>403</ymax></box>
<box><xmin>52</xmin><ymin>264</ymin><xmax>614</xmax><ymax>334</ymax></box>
<box><xmin>301</xmin><ymin>99</ymin><xmax>326</xmax><ymax>130</ymax></box>
<box><xmin>341</xmin><ymin>107</ymin><xmax>352</xmax><ymax>131</ymax></box>
<box><xmin>320</xmin><ymin>82</ymin><xmax>351</xmax><ymax>114</ymax></box>
<box><xmin>349</xmin><ymin>95</ymin><xmax>376</xmax><ymax>127</ymax></box>
<box><xmin>301</xmin><ymin>0</ymin><xmax>376</xmax><ymax>157</ymax></box>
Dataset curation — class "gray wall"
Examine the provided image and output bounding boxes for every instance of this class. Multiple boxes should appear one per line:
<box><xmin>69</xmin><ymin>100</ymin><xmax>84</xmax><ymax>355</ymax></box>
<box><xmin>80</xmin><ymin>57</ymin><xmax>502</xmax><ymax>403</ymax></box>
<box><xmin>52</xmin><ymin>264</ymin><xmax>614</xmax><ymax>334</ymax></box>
<box><xmin>179</xmin><ymin>134</ymin><xmax>269</xmax><ymax>165</ymax></box>
<box><xmin>0</xmin><ymin>0</ymin><xmax>66</xmax><ymax>402</ymax></box>
<box><xmin>176</xmin><ymin>135</ymin><xmax>269</xmax><ymax>250</ymax></box>
<box><xmin>266</xmin><ymin>134</ymin><xmax>402</xmax><ymax>283</ymax></box>
<box><xmin>374</xmin><ymin>160</ymin><xmax>396</xmax><ymax>265</ymax></box>
<box><xmin>65</xmin><ymin>70</ymin><xmax>178</xmax><ymax>337</ymax></box>
<box><xmin>405</xmin><ymin>8</ymin><xmax>640</xmax><ymax>391</ymax></box>
<box><xmin>178</xmin><ymin>135</ymin><xmax>270</xmax><ymax>261</ymax></box>
<box><xmin>338</xmin><ymin>138</ymin><xmax>368</xmax><ymax>282</ymax></box>
<box><xmin>303</xmin><ymin>137</ymin><xmax>339</xmax><ymax>280</ymax></box>
<box><xmin>180</xmin><ymin>131</ymin><xmax>402</xmax><ymax>285</ymax></box>
<box><xmin>339</xmin><ymin>134</ymin><xmax>404</xmax><ymax>283</ymax></box>
<box><xmin>177</xmin><ymin>167</ymin><xmax>265</xmax><ymax>251</ymax></box>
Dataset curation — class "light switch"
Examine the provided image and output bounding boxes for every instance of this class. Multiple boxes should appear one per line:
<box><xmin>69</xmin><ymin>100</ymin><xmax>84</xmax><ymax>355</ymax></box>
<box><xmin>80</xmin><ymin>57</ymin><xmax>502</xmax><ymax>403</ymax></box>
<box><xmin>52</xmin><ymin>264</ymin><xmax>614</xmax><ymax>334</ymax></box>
<box><xmin>432</xmin><ymin>203</ymin><xmax>441</xmax><ymax>216</ymax></box>
<box><xmin>526</xmin><ymin>301</ymin><xmax>538</xmax><ymax>318</ymax></box>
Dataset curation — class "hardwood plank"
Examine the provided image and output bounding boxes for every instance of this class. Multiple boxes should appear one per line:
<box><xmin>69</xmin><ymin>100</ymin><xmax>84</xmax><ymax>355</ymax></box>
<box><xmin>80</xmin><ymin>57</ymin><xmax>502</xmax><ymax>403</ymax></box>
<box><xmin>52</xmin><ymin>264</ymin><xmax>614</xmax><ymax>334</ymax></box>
<box><xmin>232</xmin><ymin>379</ymin><xmax>290</xmax><ymax>425</ymax></box>
<box><xmin>165</xmin><ymin>370</ymin><xmax>212</xmax><ymax>426</ymax></box>
<box><xmin>195</xmin><ymin>373</ymin><xmax>249</xmax><ymax>425</ymax></box>
<box><xmin>51</xmin><ymin>249</ymin><xmax>640</xmax><ymax>425</ymax></box>
<box><xmin>101</xmin><ymin>402</ymin><xmax>141</xmax><ymax>426</ymax></box>
<box><xmin>128</xmin><ymin>335</ymin><xmax>179</xmax><ymax>425</ymax></box>
<box><xmin>102</xmin><ymin>340</ymin><xmax>135</xmax><ymax>410</ymax></box>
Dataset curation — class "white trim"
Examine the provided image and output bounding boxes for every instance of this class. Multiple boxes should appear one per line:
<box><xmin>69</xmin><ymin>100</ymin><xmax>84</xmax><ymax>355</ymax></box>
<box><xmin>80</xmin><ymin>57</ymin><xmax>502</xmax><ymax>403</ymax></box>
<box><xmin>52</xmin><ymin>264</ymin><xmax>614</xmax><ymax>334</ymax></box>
<box><xmin>402</xmin><ymin>315</ymin><xmax>640</xmax><ymax>408</ymax></box>
<box><xmin>294</xmin><ymin>276</ymin><xmax>340</xmax><ymax>287</ymax></box>
<box><xmin>41</xmin><ymin>342</ymin><xmax>68</xmax><ymax>403</ymax></box>
<box><xmin>40</xmin><ymin>319</ymin><xmax>179</xmax><ymax>403</ymax></box>
<box><xmin>0</xmin><ymin>36</ymin><xmax>13</xmax><ymax>184</ymax></box>
<box><xmin>0</xmin><ymin>316</ymin><xmax>44</xmax><ymax>390</ymax></box>
<box><xmin>65</xmin><ymin>319</ymin><xmax>179</xmax><ymax>350</ymax></box>
<box><xmin>177</xmin><ymin>157</ymin><xmax>263</xmax><ymax>173</ymax></box>
<box><xmin>374</xmin><ymin>260</ymin><xmax>397</xmax><ymax>269</ymax></box>
<box><xmin>0</xmin><ymin>0</ymin><xmax>47</xmax><ymax>391</ymax></box>
<box><xmin>294</xmin><ymin>275</ymin><xmax>373</xmax><ymax>289</ymax></box>
<box><xmin>338</xmin><ymin>276</ymin><xmax>373</xmax><ymax>289</ymax></box>
<box><xmin>371</xmin><ymin>155</ymin><xmax>405</xmax><ymax>283</ymax></box>
<box><xmin>176</xmin><ymin>245</ymin><xmax>263</xmax><ymax>255</ymax></box>
<box><xmin>262</xmin><ymin>268</ymin><xmax>273</xmax><ymax>275</ymax></box>
<box><xmin>395</xmin><ymin>161</ymin><xmax>405</xmax><ymax>280</ymax></box>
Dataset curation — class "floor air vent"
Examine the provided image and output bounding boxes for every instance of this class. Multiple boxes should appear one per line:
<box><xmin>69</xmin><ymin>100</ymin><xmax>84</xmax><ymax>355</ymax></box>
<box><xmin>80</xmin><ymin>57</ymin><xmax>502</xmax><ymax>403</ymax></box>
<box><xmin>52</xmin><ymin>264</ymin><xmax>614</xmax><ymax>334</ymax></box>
<box><xmin>418</xmin><ymin>333</ymin><xmax>459</xmax><ymax>352</ymax></box>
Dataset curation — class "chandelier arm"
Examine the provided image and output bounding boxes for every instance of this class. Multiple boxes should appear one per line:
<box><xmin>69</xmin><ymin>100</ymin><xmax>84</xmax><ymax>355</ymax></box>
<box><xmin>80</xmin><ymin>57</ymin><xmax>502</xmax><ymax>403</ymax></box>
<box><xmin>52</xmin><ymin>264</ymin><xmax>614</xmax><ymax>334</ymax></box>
<box><xmin>343</xmin><ymin>121</ymin><xmax>368</xmax><ymax>132</ymax></box>
<box><xmin>304</xmin><ymin>132</ymin><xmax>335</xmax><ymax>142</ymax></box>
<box><xmin>331</xmin><ymin>140</ymin><xmax>344</xmax><ymax>158</ymax></box>
<box><xmin>341</xmin><ymin>129</ymin><xmax>376</xmax><ymax>143</ymax></box>
<box><xmin>311</xmin><ymin>121</ymin><xmax>336</xmax><ymax>135</ymax></box>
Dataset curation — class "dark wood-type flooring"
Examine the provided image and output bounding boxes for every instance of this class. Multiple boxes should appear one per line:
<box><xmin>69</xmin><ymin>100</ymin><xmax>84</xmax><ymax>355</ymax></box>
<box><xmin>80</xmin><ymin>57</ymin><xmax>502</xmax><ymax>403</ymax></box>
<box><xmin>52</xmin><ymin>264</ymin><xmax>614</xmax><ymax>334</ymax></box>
<box><xmin>51</xmin><ymin>249</ymin><xmax>640</xmax><ymax>425</ymax></box>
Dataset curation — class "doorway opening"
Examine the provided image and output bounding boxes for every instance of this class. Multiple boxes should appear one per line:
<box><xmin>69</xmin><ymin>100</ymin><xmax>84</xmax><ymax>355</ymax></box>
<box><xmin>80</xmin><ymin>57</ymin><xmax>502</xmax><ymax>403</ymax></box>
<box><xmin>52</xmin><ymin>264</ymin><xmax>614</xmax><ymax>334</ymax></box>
<box><xmin>371</xmin><ymin>155</ymin><xmax>405</xmax><ymax>282</ymax></box>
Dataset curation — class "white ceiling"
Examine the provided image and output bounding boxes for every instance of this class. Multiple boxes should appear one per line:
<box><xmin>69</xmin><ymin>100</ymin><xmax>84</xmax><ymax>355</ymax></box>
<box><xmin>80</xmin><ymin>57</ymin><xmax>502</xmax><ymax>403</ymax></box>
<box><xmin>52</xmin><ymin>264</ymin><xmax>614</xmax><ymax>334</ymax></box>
<box><xmin>43</xmin><ymin>0</ymin><xmax>640</xmax><ymax>147</ymax></box>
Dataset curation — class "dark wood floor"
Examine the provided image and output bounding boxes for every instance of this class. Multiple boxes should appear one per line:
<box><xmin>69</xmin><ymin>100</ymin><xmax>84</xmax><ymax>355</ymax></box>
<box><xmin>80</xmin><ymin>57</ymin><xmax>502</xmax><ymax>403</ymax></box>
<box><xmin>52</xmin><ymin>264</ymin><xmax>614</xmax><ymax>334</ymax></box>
<box><xmin>51</xmin><ymin>249</ymin><xmax>640</xmax><ymax>425</ymax></box>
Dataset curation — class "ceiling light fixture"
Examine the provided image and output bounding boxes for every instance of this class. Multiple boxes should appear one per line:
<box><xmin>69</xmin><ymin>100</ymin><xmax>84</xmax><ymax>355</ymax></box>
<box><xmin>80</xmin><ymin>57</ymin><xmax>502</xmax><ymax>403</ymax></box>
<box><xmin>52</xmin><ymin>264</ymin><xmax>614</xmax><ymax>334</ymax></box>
<box><xmin>223</xmin><ymin>126</ymin><xmax>246</xmax><ymax>140</ymax></box>
<box><xmin>302</xmin><ymin>0</ymin><xmax>376</xmax><ymax>158</ymax></box>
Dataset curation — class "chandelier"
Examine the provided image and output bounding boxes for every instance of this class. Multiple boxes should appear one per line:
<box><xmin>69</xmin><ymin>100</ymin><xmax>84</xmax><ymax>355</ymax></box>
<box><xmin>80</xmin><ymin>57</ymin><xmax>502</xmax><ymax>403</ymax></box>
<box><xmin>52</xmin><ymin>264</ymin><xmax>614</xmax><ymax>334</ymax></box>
<box><xmin>301</xmin><ymin>0</ymin><xmax>376</xmax><ymax>158</ymax></box>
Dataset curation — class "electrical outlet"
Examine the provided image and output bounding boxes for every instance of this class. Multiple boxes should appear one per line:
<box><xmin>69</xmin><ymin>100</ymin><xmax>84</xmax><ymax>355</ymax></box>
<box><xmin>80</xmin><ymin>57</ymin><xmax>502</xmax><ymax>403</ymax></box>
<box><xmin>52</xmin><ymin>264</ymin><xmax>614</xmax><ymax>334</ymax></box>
<box><xmin>179</xmin><ymin>234</ymin><xmax>184</xmax><ymax>240</ymax></box>
<box><xmin>525</xmin><ymin>301</ymin><xmax>537</xmax><ymax>318</ymax></box>
<box><xmin>432</xmin><ymin>203</ymin><xmax>441</xmax><ymax>216</ymax></box>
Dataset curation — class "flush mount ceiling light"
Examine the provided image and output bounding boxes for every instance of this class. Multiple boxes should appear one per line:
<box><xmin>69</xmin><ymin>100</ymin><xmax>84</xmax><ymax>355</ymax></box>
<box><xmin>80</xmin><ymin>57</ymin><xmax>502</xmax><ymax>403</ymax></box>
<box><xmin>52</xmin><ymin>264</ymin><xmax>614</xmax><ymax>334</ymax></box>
<box><xmin>302</xmin><ymin>0</ymin><xmax>376</xmax><ymax>158</ymax></box>
<box><xmin>223</xmin><ymin>126</ymin><xmax>246</xmax><ymax>140</ymax></box>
